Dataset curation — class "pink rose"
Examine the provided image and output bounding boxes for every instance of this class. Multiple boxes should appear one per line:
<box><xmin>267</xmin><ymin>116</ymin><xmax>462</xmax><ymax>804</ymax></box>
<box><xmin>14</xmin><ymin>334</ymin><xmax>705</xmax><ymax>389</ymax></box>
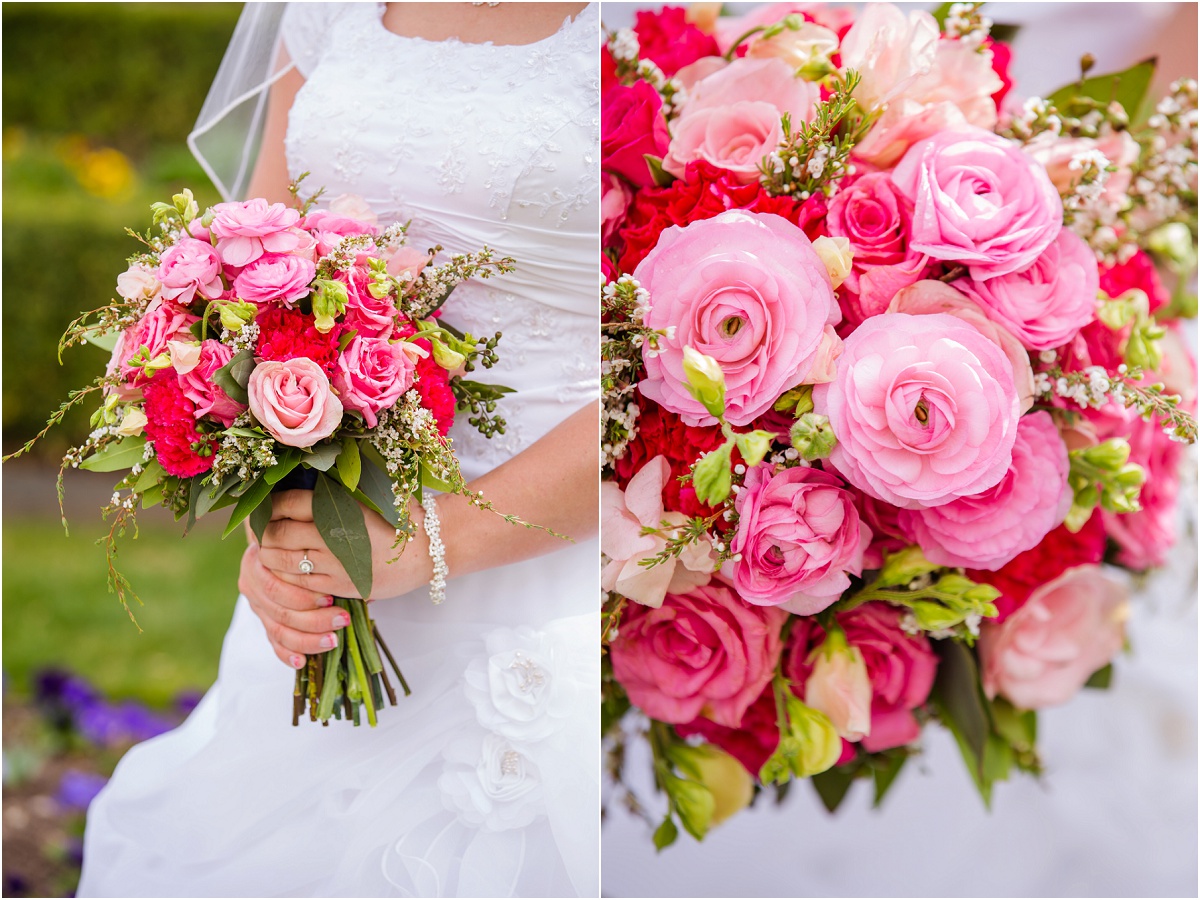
<box><xmin>119</xmin><ymin>301</ymin><xmax>197</xmax><ymax>385</ymax></box>
<box><xmin>600</xmin><ymin>456</ymin><xmax>713</xmax><ymax>608</ymax></box>
<box><xmin>303</xmin><ymin>209</ymin><xmax>379</xmax><ymax>258</ymax></box>
<box><xmin>341</xmin><ymin>271</ymin><xmax>400</xmax><ymax>339</ymax></box>
<box><xmin>898</xmin><ymin>411</ymin><xmax>1071</xmax><ymax>570</ymax></box>
<box><xmin>331</xmin><ymin>335</ymin><xmax>420</xmax><ymax>429</ymax></box>
<box><xmin>786</xmin><ymin>604</ymin><xmax>938</xmax><ymax>753</ymax></box>
<box><xmin>636</xmin><ymin>210</ymin><xmax>840</xmax><ymax>427</ymax></box>
<box><xmin>247</xmin><ymin>357</ymin><xmax>343</xmax><ymax>447</ymax></box>
<box><xmin>156</xmin><ymin>238</ymin><xmax>224</xmax><ymax>307</ymax></box>
<box><xmin>385</xmin><ymin>246</ymin><xmax>431</xmax><ymax>284</ymax></box>
<box><xmin>178</xmin><ymin>340</ymin><xmax>246</xmax><ymax>427</ymax></box>
<box><xmin>979</xmin><ymin>565</ymin><xmax>1128</xmax><ymax>710</ymax></box>
<box><xmin>906</xmin><ymin>39</ymin><xmax>1002</xmax><ymax>129</ymax></box>
<box><xmin>803</xmin><ymin>637</ymin><xmax>872</xmax><ymax>742</ymax></box>
<box><xmin>826</xmin><ymin>172</ymin><xmax>927</xmax><ymax>325</ymax></box>
<box><xmin>327</xmin><ymin>193</ymin><xmax>379</xmax><ymax>226</ymax></box>
<box><xmin>725</xmin><ymin>465</ymin><xmax>871</xmax><ymax>614</ymax></box>
<box><xmin>210</xmin><ymin>199</ymin><xmax>302</xmax><ymax>268</ymax></box>
<box><xmin>891</xmin><ymin>127</ymin><xmax>1063</xmax><ymax>281</ymax></box>
<box><xmin>957</xmin><ymin>228</ymin><xmax>1099</xmax><ymax>351</ymax></box>
<box><xmin>851</xmin><ymin>100</ymin><xmax>969</xmax><ymax>170</ymax></box>
<box><xmin>602</xmin><ymin>79</ymin><xmax>670</xmax><ymax>189</ymax></box>
<box><xmin>232</xmin><ymin>253</ymin><xmax>316</xmax><ymax>308</ymax></box>
<box><xmin>601</xmin><ymin>173</ymin><xmax>633</xmax><ymax>245</ymax></box>
<box><xmin>678</xmin><ymin>56</ymin><xmax>816</xmax><ymax>121</ymax></box>
<box><xmin>116</xmin><ymin>264</ymin><xmax>161</xmax><ymax>304</ymax></box>
<box><xmin>609</xmin><ymin>582</ymin><xmax>787</xmax><ymax>728</ymax></box>
<box><xmin>887</xmin><ymin>280</ymin><xmax>1036</xmax><ymax>413</ymax></box>
<box><xmin>814</xmin><ymin>312</ymin><xmax>1020</xmax><ymax>509</ymax></box>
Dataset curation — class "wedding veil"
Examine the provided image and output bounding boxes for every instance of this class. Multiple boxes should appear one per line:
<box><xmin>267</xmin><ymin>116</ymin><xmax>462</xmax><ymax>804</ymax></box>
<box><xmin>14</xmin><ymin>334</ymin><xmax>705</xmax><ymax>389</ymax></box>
<box><xmin>187</xmin><ymin>2</ymin><xmax>290</xmax><ymax>202</ymax></box>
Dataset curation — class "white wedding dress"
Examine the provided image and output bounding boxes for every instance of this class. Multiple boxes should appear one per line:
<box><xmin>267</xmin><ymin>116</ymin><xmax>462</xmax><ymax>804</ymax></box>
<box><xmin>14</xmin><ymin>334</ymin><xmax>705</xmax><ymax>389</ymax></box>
<box><xmin>79</xmin><ymin>4</ymin><xmax>600</xmax><ymax>897</ymax></box>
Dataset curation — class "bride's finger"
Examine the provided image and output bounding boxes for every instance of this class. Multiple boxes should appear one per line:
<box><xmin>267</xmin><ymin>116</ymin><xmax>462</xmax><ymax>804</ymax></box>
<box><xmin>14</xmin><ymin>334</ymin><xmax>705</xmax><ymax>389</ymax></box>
<box><xmin>261</xmin><ymin>517</ymin><xmax>321</xmax><ymax>551</ymax></box>
<box><xmin>269</xmin><ymin>490</ymin><xmax>315</xmax><ymax>522</ymax></box>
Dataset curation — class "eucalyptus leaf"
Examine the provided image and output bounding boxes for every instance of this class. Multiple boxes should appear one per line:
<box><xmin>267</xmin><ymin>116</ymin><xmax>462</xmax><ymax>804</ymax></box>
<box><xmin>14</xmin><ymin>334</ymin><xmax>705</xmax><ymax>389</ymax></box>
<box><xmin>185</xmin><ymin>476</ymin><xmax>203</xmax><ymax>533</ymax></box>
<box><xmin>140</xmin><ymin>482</ymin><xmax>165</xmax><ymax>509</ymax></box>
<box><xmin>195</xmin><ymin>476</ymin><xmax>237</xmax><ymax>518</ymax></box>
<box><xmin>83</xmin><ymin>327</ymin><xmax>120</xmax><ymax>352</ymax></box>
<box><xmin>224</xmin><ymin>426</ymin><xmax>267</xmax><ymax>439</ymax></box>
<box><xmin>931</xmin><ymin>641</ymin><xmax>990</xmax><ymax>779</ymax></box>
<box><xmin>871</xmin><ymin>752</ymin><xmax>908</xmax><ymax>809</ymax></box>
<box><xmin>313</xmin><ymin>473</ymin><xmax>374</xmax><ymax>599</ymax></box>
<box><xmin>222</xmin><ymin>476</ymin><xmax>273</xmax><ymax>539</ymax></box>
<box><xmin>1084</xmin><ymin>662</ymin><xmax>1113</xmax><ymax>689</ymax></box>
<box><xmin>420</xmin><ymin>462</ymin><xmax>454</xmax><ymax>494</ymax></box>
<box><xmin>930</xmin><ymin>1</ymin><xmax>954</xmax><ymax>28</ymax></box>
<box><xmin>264</xmin><ymin>448</ymin><xmax>302</xmax><ymax>485</ymax></box>
<box><xmin>811</xmin><ymin>766</ymin><xmax>855</xmax><ymax>814</ymax></box>
<box><xmin>305</xmin><ymin>440</ymin><xmax>343</xmax><ymax>472</ymax></box>
<box><xmin>1046</xmin><ymin>57</ymin><xmax>1156</xmax><ymax>120</ymax></box>
<box><xmin>357</xmin><ymin>455</ymin><xmax>401</xmax><ymax>527</ymax></box>
<box><xmin>337</xmin><ymin>439</ymin><xmax>362</xmax><ymax>493</ymax></box>
<box><xmin>652</xmin><ymin>816</ymin><xmax>678</xmax><ymax>852</ymax></box>
<box><xmin>213</xmin><ymin>349</ymin><xmax>252</xmax><ymax>405</ymax></box>
<box><xmin>132</xmin><ymin>459</ymin><xmax>165</xmax><ymax>492</ymax></box>
<box><xmin>80</xmin><ymin>437</ymin><xmax>148</xmax><ymax>473</ymax></box>
<box><xmin>249</xmin><ymin>494</ymin><xmax>273</xmax><ymax>545</ymax></box>
<box><xmin>991</xmin><ymin>697</ymin><xmax>1037</xmax><ymax>751</ymax></box>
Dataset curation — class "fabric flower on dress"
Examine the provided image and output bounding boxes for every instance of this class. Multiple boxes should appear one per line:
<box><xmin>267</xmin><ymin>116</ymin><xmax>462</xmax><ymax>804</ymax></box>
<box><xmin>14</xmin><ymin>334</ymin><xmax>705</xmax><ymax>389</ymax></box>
<box><xmin>438</xmin><ymin>732</ymin><xmax>545</xmax><ymax>832</ymax></box>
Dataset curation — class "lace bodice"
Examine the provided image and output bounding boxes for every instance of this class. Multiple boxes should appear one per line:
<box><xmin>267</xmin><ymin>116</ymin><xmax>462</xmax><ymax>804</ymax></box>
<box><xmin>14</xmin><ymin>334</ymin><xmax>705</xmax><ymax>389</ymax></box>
<box><xmin>282</xmin><ymin>2</ymin><xmax>599</xmax><ymax>478</ymax></box>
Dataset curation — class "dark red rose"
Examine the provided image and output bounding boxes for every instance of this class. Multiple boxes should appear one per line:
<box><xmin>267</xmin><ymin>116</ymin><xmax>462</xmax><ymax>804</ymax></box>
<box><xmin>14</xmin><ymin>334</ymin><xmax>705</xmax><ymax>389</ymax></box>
<box><xmin>602</xmin><ymin>80</ymin><xmax>670</xmax><ymax>189</ymax></box>
<box><xmin>633</xmin><ymin>7</ymin><xmax>719</xmax><ymax>77</ymax></box>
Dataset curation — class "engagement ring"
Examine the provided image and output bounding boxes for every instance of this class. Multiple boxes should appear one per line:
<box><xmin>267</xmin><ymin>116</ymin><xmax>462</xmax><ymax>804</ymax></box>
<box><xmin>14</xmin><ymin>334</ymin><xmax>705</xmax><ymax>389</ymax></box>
<box><xmin>299</xmin><ymin>554</ymin><xmax>314</xmax><ymax>576</ymax></box>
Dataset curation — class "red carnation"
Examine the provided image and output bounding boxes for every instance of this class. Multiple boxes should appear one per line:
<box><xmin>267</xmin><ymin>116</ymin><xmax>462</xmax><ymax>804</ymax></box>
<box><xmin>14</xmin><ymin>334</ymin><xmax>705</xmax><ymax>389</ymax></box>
<box><xmin>395</xmin><ymin>321</ymin><xmax>456</xmax><ymax>435</ymax></box>
<box><xmin>616</xmin><ymin>160</ymin><xmax>826</xmax><ymax>274</ymax></box>
<box><xmin>141</xmin><ymin>370</ymin><xmax>217</xmax><ymax>478</ymax></box>
<box><xmin>254</xmin><ymin>308</ymin><xmax>344</xmax><ymax>378</ymax></box>
<box><xmin>633</xmin><ymin>7</ymin><xmax>719</xmax><ymax>77</ymax></box>
<box><xmin>1100</xmin><ymin>248</ymin><xmax>1170</xmax><ymax>315</ymax></box>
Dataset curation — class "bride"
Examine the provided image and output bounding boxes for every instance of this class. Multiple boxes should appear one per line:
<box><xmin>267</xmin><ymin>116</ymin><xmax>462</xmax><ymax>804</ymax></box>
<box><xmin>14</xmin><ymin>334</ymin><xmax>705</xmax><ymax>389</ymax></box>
<box><xmin>78</xmin><ymin>3</ymin><xmax>600</xmax><ymax>897</ymax></box>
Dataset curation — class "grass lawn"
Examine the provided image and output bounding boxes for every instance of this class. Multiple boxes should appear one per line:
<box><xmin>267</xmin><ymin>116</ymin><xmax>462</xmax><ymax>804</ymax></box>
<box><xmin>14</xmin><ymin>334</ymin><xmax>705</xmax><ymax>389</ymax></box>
<box><xmin>3</xmin><ymin>514</ymin><xmax>243</xmax><ymax>707</ymax></box>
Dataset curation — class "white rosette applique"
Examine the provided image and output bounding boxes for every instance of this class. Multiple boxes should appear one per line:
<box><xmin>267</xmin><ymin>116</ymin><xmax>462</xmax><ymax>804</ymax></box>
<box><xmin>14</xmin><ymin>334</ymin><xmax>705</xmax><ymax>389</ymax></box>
<box><xmin>437</xmin><ymin>732</ymin><xmax>544</xmax><ymax>833</ymax></box>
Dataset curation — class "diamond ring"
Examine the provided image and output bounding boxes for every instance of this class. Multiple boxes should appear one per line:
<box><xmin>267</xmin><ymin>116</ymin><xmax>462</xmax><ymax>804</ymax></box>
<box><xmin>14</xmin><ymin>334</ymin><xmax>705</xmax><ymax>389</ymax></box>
<box><xmin>299</xmin><ymin>554</ymin><xmax>314</xmax><ymax>576</ymax></box>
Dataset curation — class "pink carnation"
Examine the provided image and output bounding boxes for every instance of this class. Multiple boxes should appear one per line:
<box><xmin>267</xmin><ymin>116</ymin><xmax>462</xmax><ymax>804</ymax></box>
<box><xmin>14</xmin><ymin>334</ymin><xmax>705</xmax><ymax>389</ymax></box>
<box><xmin>156</xmin><ymin>238</ymin><xmax>224</xmax><ymax>307</ymax></box>
<box><xmin>725</xmin><ymin>465</ymin><xmax>870</xmax><ymax>614</ymax></box>
<box><xmin>332</xmin><ymin>335</ymin><xmax>421</xmax><ymax>429</ymax></box>
<box><xmin>636</xmin><ymin>210</ymin><xmax>840</xmax><ymax>427</ymax></box>
<box><xmin>814</xmin><ymin>312</ymin><xmax>1020</xmax><ymax>509</ymax></box>
<box><xmin>609</xmin><ymin>582</ymin><xmax>787</xmax><ymax>728</ymax></box>
<box><xmin>231</xmin><ymin>253</ymin><xmax>316</xmax><ymax>308</ymax></box>
<box><xmin>210</xmin><ymin>199</ymin><xmax>302</xmax><ymax>268</ymax></box>
<box><xmin>178</xmin><ymin>340</ymin><xmax>246</xmax><ymax>427</ymax></box>
<box><xmin>898</xmin><ymin>411</ymin><xmax>1071</xmax><ymax>570</ymax></box>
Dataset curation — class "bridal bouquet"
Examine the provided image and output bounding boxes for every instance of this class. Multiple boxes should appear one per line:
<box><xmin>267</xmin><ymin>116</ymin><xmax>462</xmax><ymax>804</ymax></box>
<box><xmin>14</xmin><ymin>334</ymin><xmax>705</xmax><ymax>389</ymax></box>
<box><xmin>12</xmin><ymin>184</ymin><xmax>516</xmax><ymax>728</ymax></box>
<box><xmin>600</xmin><ymin>2</ymin><xmax>1198</xmax><ymax>845</ymax></box>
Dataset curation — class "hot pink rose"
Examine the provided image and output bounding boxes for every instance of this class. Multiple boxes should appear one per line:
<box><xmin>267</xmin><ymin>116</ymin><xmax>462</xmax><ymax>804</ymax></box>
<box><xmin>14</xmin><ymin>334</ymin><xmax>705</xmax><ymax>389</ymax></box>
<box><xmin>891</xmin><ymin>127</ymin><xmax>1063</xmax><ymax>281</ymax></box>
<box><xmin>958</xmin><ymin>228</ymin><xmax>1099</xmax><ymax>351</ymax></box>
<box><xmin>814</xmin><ymin>312</ymin><xmax>1020</xmax><ymax>509</ymax></box>
<box><xmin>725</xmin><ymin>465</ymin><xmax>871</xmax><ymax>614</ymax></box>
<box><xmin>232</xmin><ymin>253</ymin><xmax>316</xmax><ymax>308</ymax></box>
<box><xmin>177</xmin><ymin>340</ymin><xmax>246</xmax><ymax>427</ymax></box>
<box><xmin>601</xmin><ymin>173</ymin><xmax>633</xmax><ymax>245</ymax></box>
<box><xmin>826</xmin><ymin>172</ymin><xmax>927</xmax><ymax>325</ymax></box>
<box><xmin>119</xmin><ymin>301</ymin><xmax>197</xmax><ymax>385</ymax></box>
<box><xmin>602</xmin><ymin>79</ymin><xmax>670</xmax><ymax>189</ymax></box>
<box><xmin>636</xmin><ymin>210</ymin><xmax>840</xmax><ymax>427</ymax></box>
<box><xmin>898</xmin><ymin>411</ymin><xmax>1071</xmax><ymax>570</ymax></box>
<box><xmin>247</xmin><ymin>357</ymin><xmax>343</xmax><ymax>447</ymax></box>
<box><xmin>332</xmin><ymin>335</ymin><xmax>421</xmax><ymax>429</ymax></box>
<box><xmin>156</xmin><ymin>238</ymin><xmax>224</xmax><ymax>307</ymax></box>
<box><xmin>303</xmin><ymin>209</ymin><xmax>379</xmax><ymax>258</ymax></box>
<box><xmin>786</xmin><ymin>604</ymin><xmax>938</xmax><ymax>753</ymax></box>
<box><xmin>342</xmin><ymin>271</ymin><xmax>399</xmax><ymax>339</ymax></box>
<box><xmin>609</xmin><ymin>582</ymin><xmax>787</xmax><ymax>728</ymax></box>
<box><xmin>979</xmin><ymin>565</ymin><xmax>1128</xmax><ymax>710</ymax></box>
<box><xmin>210</xmin><ymin>199</ymin><xmax>302</xmax><ymax>268</ymax></box>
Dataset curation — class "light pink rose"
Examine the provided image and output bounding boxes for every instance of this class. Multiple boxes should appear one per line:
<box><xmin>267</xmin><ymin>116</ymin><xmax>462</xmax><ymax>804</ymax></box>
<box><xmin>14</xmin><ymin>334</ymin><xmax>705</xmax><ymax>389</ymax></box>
<box><xmin>826</xmin><ymin>172</ymin><xmax>927</xmax><ymax>325</ymax></box>
<box><xmin>609</xmin><ymin>582</ymin><xmax>787</xmax><ymax>728</ymax></box>
<box><xmin>906</xmin><ymin>39</ymin><xmax>1002</xmax><ymax>129</ymax></box>
<box><xmin>852</xmin><ymin>100</ymin><xmax>969</xmax><ymax>170</ymax></box>
<box><xmin>979</xmin><ymin>565</ymin><xmax>1128</xmax><ymax>709</ymax></box>
<box><xmin>156</xmin><ymin>238</ymin><xmax>224</xmax><ymax>307</ymax></box>
<box><xmin>303</xmin><ymin>208</ymin><xmax>379</xmax><ymax>258</ymax></box>
<box><xmin>807</xmin><ymin>326</ymin><xmax>843</xmax><ymax>385</ymax></box>
<box><xmin>601</xmin><ymin>173</ymin><xmax>633</xmax><ymax>245</ymax></box>
<box><xmin>679</xmin><ymin>56</ymin><xmax>817</xmax><ymax>122</ymax></box>
<box><xmin>232</xmin><ymin>253</ymin><xmax>316</xmax><ymax>308</ymax></box>
<box><xmin>331</xmin><ymin>335</ymin><xmax>420</xmax><ymax>429</ymax></box>
<box><xmin>328</xmin><ymin>193</ymin><xmax>379</xmax><ymax>226</ymax></box>
<box><xmin>673</xmin><ymin>56</ymin><xmax>727</xmax><ymax>94</ymax></box>
<box><xmin>636</xmin><ymin>210</ymin><xmax>841</xmax><ymax>427</ymax></box>
<box><xmin>247</xmin><ymin>357</ymin><xmax>343</xmax><ymax>447</ymax></box>
<box><xmin>342</xmin><ymin>271</ymin><xmax>400</xmax><ymax>339</ymax></box>
<box><xmin>725</xmin><ymin>464</ymin><xmax>871</xmax><ymax>613</ymax></box>
<box><xmin>210</xmin><ymin>199</ymin><xmax>302</xmax><ymax>268</ymax></box>
<box><xmin>814</xmin><ymin>312</ymin><xmax>1020</xmax><ymax>509</ymax></box>
<box><xmin>116</xmin><ymin>264</ymin><xmax>160</xmax><ymax>304</ymax></box>
<box><xmin>839</xmin><ymin>4</ymin><xmax>939</xmax><ymax>112</ymax></box>
<box><xmin>891</xmin><ymin>127</ymin><xmax>1063</xmax><ymax>281</ymax></box>
<box><xmin>957</xmin><ymin>228</ymin><xmax>1099</xmax><ymax>351</ymax></box>
<box><xmin>385</xmin><ymin>246</ymin><xmax>431</xmax><ymax>283</ymax></box>
<box><xmin>887</xmin><ymin>280</ymin><xmax>1036</xmax><ymax>413</ymax></box>
<box><xmin>600</xmin><ymin>456</ymin><xmax>713</xmax><ymax>608</ymax></box>
<box><xmin>178</xmin><ymin>339</ymin><xmax>246</xmax><ymax>427</ymax></box>
<box><xmin>1025</xmin><ymin>129</ymin><xmax>1140</xmax><ymax>209</ymax></box>
<box><xmin>804</xmin><ymin>640</ymin><xmax>872</xmax><ymax>742</ymax></box>
<box><xmin>898</xmin><ymin>411</ymin><xmax>1071</xmax><ymax>570</ymax></box>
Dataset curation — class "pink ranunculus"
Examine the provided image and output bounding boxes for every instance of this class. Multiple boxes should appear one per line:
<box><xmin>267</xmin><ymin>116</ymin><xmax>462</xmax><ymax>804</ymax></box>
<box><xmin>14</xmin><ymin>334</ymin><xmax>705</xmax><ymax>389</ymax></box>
<box><xmin>826</xmin><ymin>172</ymin><xmax>927</xmax><ymax>325</ymax></box>
<box><xmin>838</xmin><ymin>4</ymin><xmax>939</xmax><ymax>112</ymax></box>
<box><xmin>806</xmin><ymin>326</ymin><xmax>843</xmax><ymax>385</ymax></box>
<box><xmin>303</xmin><ymin>208</ymin><xmax>380</xmax><ymax>258</ymax></box>
<box><xmin>331</xmin><ymin>335</ymin><xmax>421</xmax><ymax>429</ymax></box>
<box><xmin>663</xmin><ymin>101</ymin><xmax>786</xmax><ymax>184</ymax></box>
<box><xmin>898</xmin><ymin>411</ymin><xmax>1071</xmax><ymax>570</ymax></box>
<box><xmin>725</xmin><ymin>464</ymin><xmax>871</xmax><ymax>614</ymax></box>
<box><xmin>283</xmin><ymin>226</ymin><xmax>320</xmax><ymax>263</ymax></box>
<box><xmin>609</xmin><ymin>582</ymin><xmax>787</xmax><ymax>728</ymax></box>
<box><xmin>119</xmin><ymin>300</ymin><xmax>197</xmax><ymax>385</ymax></box>
<box><xmin>341</xmin><ymin>271</ymin><xmax>399</xmax><ymax>339</ymax></box>
<box><xmin>601</xmin><ymin>173</ymin><xmax>634</xmax><ymax>246</ymax></box>
<box><xmin>979</xmin><ymin>565</ymin><xmax>1128</xmax><ymax>710</ymax></box>
<box><xmin>602</xmin><ymin>79</ymin><xmax>670</xmax><ymax>189</ymax></box>
<box><xmin>813</xmin><ymin>312</ymin><xmax>1020</xmax><ymax>509</ymax></box>
<box><xmin>156</xmin><ymin>238</ymin><xmax>224</xmax><ymax>307</ymax></box>
<box><xmin>232</xmin><ymin>253</ymin><xmax>316</xmax><ymax>308</ymax></box>
<box><xmin>247</xmin><ymin>357</ymin><xmax>343</xmax><ymax>447</ymax></box>
<box><xmin>178</xmin><ymin>340</ymin><xmax>246</xmax><ymax>427</ymax></box>
<box><xmin>786</xmin><ymin>604</ymin><xmax>938</xmax><ymax>753</ymax></box>
<box><xmin>600</xmin><ymin>456</ymin><xmax>714</xmax><ymax>608</ymax></box>
<box><xmin>891</xmin><ymin>127</ymin><xmax>1063</xmax><ymax>281</ymax></box>
<box><xmin>958</xmin><ymin>228</ymin><xmax>1099</xmax><ymax>351</ymax></box>
<box><xmin>636</xmin><ymin>210</ymin><xmax>840</xmax><ymax>427</ymax></box>
<box><xmin>887</xmin><ymin>280</ymin><xmax>1036</xmax><ymax>413</ymax></box>
<box><xmin>210</xmin><ymin>198</ymin><xmax>302</xmax><ymax>268</ymax></box>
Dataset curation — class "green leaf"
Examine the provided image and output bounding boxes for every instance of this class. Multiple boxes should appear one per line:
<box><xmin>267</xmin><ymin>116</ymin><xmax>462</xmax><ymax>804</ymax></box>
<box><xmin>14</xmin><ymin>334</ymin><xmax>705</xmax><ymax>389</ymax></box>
<box><xmin>224</xmin><ymin>426</ymin><xmax>267</xmax><ymax>439</ymax></box>
<box><xmin>304</xmin><ymin>440</ymin><xmax>343</xmax><ymax>472</ymax></box>
<box><xmin>132</xmin><ymin>459</ymin><xmax>165</xmax><ymax>492</ymax></box>
<box><xmin>667</xmin><ymin>776</ymin><xmax>715</xmax><ymax>841</ymax></box>
<box><xmin>990</xmin><ymin>22</ymin><xmax>1020</xmax><ymax>43</ymax></box>
<box><xmin>312</xmin><ymin>473</ymin><xmax>374</xmax><ymax>599</ymax></box>
<box><xmin>991</xmin><ymin>697</ymin><xmax>1037</xmax><ymax>751</ymax></box>
<box><xmin>652</xmin><ymin>816</ymin><xmax>679</xmax><ymax>852</ymax></box>
<box><xmin>930</xmin><ymin>1</ymin><xmax>954</xmax><ymax>29</ymax></box>
<box><xmin>195</xmin><ymin>475</ymin><xmax>238</xmax><ymax>518</ymax></box>
<box><xmin>871</xmin><ymin>752</ymin><xmax>908</xmax><ymax>809</ymax></box>
<box><xmin>1084</xmin><ymin>662</ymin><xmax>1114</xmax><ymax>689</ymax></box>
<box><xmin>212</xmin><ymin>348</ymin><xmax>252</xmax><ymax>405</ymax></box>
<box><xmin>222</xmin><ymin>475</ymin><xmax>272</xmax><ymax>539</ymax></box>
<box><xmin>185</xmin><ymin>476</ymin><xmax>203</xmax><ymax>533</ymax></box>
<box><xmin>249</xmin><ymin>494</ymin><xmax>273</xmax><ymax>545</ymax></box>
<box><xmin>931</xmin><ymin>641</ymin><xmax>990</xmax><ymax>780</ymax></box>
<box><xmin>357</xmin><ymin>455</ymin><xmax>401</xmax><ymax>527</ymax></box>
<box><xmin>80</xmin><ymin>436</ymin><xmax>147</xmax><ymax>472</ymax></box>
<box><xmin>82</xmin><ymin>327</ymin><xmax>120</xmax><ymax>352</ymax></box>
<box><xmin>420</xmin><ymin>462</ymin><xmax>454</xmax><ymax>494</ymax></box>
<box><xmin>139</xmin><ymin>481</ymin><xmax>165</xmax><ymax>509</ymax></box>
<box><xmin>337</xmin><ymin>439</ymin><xmax>362</xmax><ymax>493</ymax></box>
<box><xmin>1046</xmin><ymin>58</ymin><xmax>1157</xmax><ymax>120</ymax></box>
<box><xmin>811</xmin><ymin>766</ymin><xmax>855</xmax><ymax>814</ymax></box>
<box><xmin>264</xmin><ymin>448</ymin><xmax>302</xmax><ymax>485</ymax></box>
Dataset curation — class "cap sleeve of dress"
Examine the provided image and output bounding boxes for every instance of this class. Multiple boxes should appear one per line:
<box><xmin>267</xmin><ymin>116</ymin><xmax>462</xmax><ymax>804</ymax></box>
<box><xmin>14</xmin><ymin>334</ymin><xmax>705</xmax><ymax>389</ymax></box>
<box><xmin>280</xmin><ymin>2</ymin><xmax>346</xmax><ymax>77</ymax></box>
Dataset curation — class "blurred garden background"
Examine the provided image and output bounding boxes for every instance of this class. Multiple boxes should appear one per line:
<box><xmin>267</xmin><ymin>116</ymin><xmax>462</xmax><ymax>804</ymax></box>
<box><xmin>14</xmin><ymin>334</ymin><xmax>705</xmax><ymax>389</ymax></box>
<box><xmin>3</xmin><ymin>4</ymin><xmax>244</xmax><ymax>895</ymax></box>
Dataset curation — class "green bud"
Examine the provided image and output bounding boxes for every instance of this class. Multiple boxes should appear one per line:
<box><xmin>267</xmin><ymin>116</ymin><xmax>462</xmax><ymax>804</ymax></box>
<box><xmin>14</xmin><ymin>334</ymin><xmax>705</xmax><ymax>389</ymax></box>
<box><xmin>367</xmin><ymin>279</ymin><xmax>394</xmax><ymax>300</ymax></box>
<box><xmin>172</xmin><ymin>188</ymin><xmax>199</xmax><ymax>223</ymax></box>
<box><xmin>682</xmin><ymin>346</ymin><xmax>727</xmax><ymax>419</ymax></box>
<box><xmin>1147</xmin><ymin>222</ymin><xmax>1197</xmax><ymax>273</ymax></box>
<box><xmin>1096</xmin><ymin>294</ymin><xmax>1137</xmax><ymax>330</ymax></box>
<box><xmin>200</xmin><ymin>208</ymin><xmax>216</xmax><ymax>228</ymax></box>
<box><xmin>789</xmin><ymin>413</ymin><xmax>837</xmax><ymax>461</ymax></box>
<box><xmin>431</xmin><ymin>337</ymin><xmax>467</xmax><ymax>371</ymax></box>
<box><xmin>734</xmin><ymin>430</ymin><xmax>774</xmax><ymax>468</ymax></box>
<box><xmin>909</xmin><ymin>600</ymin><xmax>965</xmax><ymax>631</ymax></box>
<box><xmin>216</xmin><ymin>298</ymin><xmax>257</xmax><ymax>333</ymax></box>
<box><xmin>665</xmin><ymin>775</ymin><xmax>716</xmax><ymax>841</ymax></box>
<box><xmin>774</xmin><ymin>385</ymin><xmax>814</xmax><ymax>417</ymax></box>
<box><xmin>785</xmin><ymin>696</ymin><xmax>841</xmax><ymax>778</ymax></box>
<box><xmin>691</xmin><ymin>441</ymin><xmax>734</xmax><ymax>506</ymax></box>
<box><xmin>1124</xmin><ymin>327</ymin><xmax>1161</xmax><ymax>371</ymax></box>
<box><xmin>798</xmin><ymin>56</ymin><xmax>837</xmax><ymax>82</ymax></box>
<box><xmin>670</xmin><ymin>744</ymin><xmax>753</xmax><ymax>827</ymax></box>
<box><xmin>312</xmin><ymin>279</ymin><xmax>349</xmax><ymax>334</ymax></box>
<box><xmin>149</xmin><ymin>201</ymin><xmax>176</xmax><ymax>228</ymax></box>
<box><xmin>1080</xmin><ymin>438</ymin><xmax>1131</xmax><ymax>471</ymax></box>
<box><xmin>877</xmin><ymin>545</ymin><xmax>939</xmax><ymax>587</ymax></box>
